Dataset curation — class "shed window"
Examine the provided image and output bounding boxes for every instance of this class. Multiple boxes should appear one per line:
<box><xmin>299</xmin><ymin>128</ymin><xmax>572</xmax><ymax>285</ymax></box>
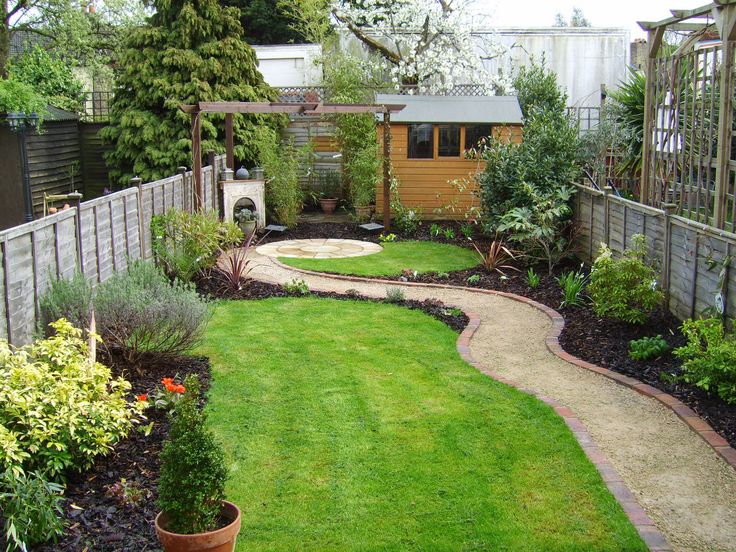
<box><xmin>408</xmin><ymin>124</ymin><xmax>434</xmax><ymax>159</ymax></box>
<box><xmin>465</xmin><ymin>124</ymin><xmax>493</xmax><ymax>150</ymax></box>
<box><xmin>438</xmin><ymin>125</ymin><xmax>461</xmax><ymax>157</ymax></box>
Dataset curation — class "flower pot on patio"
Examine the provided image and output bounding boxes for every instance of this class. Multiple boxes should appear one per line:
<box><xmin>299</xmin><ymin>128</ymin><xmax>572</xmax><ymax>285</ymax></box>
<box><xmin>155</xmin><ymin>500</ymin><xmax>241</xmax><ymax>552</ymax></box>
<box><xmin>319</xmin><ymin>198</ymin><xmax>338</xmax><ymax>214</ymax></box>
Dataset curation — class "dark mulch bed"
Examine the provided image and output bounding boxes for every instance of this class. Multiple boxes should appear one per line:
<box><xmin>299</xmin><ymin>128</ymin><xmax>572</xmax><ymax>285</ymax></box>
<box><xmin>258</xmin><ymin>221</ymin><xmax>382</xmax><ymax>244</ymax></box>
<box><xmin>195</xmin><ymin>270</ymin><xmax>469</xmax><ymax>333</ymax></box>
<box><xmin>257</xmin><ymin>220</ymin><xmax>487</xmax><ymax>249</ymax></box>
<box><xmin>34</xmin><ymin>352</ymin><xmax>211</xmax><ymax>552</ymax></box>
<box><xmin>401</xmin><ymin>262</ymin><xmax>736</xmax><ymax>449</ymax></box>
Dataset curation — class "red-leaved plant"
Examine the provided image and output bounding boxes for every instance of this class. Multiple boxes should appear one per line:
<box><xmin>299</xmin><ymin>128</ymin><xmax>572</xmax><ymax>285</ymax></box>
<box><xmin>217</xmin><ymin>229</ymin><xmax>260</xmax><ymax>291</ymax></box>
<box><xmin>471</xmin><ymin>237</ymin><xmax>520</xmax><ymax>277</ymax></box>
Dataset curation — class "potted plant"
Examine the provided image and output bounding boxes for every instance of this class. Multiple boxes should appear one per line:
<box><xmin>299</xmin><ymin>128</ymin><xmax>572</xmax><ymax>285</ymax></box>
<box><xmin>155</xmin><ymin>375</ymin><xmax>241</xmax><ymax>552</ymax></box>
<box><xmin>353</xmin><ymin>182</ymin><xmax>375</xmax><ymax>221</ymax></box>
<box><xmin>234</xmin><ymin>207</ymin><xmax>256</xmax><ymax>237</ymax></box>
<box><xmin>317</xmin><ymin>170</ymin><xmax>340</xmax><ymax>214</ymax></box>
<box><xmin>347</xmin><ymin>147</ymin><xmax>378</xmax><ymax>221</ymax></box>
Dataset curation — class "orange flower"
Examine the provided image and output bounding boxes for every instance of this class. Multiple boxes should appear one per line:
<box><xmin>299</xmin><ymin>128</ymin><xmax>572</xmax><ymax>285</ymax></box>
<box><xmin>174</xmin><ymin>385</ymin><xmax>186</xmax><ymax>394</ymax></box>
<box><xmin>136</xmin><ymin>394</ymin><xmax>148</xmax><ymax>402</ymax></box>
<box><xmin>161</xmin><ymin>377</ymin><xmax>174</xmax><ymax>386</ymax></box>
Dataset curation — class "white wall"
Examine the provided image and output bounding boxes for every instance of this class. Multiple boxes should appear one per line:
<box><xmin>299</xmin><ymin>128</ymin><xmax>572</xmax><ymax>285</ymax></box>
<box><xmin>337</xmin><ymin>27</ymin><xmax>629</xmax><ymax>107</ymax></box>
<box><xmin>480</xmin><ymin>28</ymin><xmax>630</xmax><ymax>107</ymax></box>
<box><xmin>253</xmin><ymin>44</ymin><xmax>323</xmax><ymax>87</ymax></box>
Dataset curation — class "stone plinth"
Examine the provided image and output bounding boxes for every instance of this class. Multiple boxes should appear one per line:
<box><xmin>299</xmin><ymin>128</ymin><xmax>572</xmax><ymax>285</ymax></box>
<box><xmin>220</xmin><ymin>179</ymin><xmax>266</xmax><ymax>228</ymax></box>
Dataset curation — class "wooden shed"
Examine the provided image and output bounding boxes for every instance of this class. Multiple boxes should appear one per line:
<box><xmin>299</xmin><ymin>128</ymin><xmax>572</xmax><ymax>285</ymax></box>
<box><xmin>375</xmin><ymin>94</ymin><xmax>523</xmax><ymax>220</ymax></box>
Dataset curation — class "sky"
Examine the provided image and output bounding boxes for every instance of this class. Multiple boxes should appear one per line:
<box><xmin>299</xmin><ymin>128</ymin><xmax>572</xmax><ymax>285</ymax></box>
<box><xmin>475</xmin><ymin>0</ymin><xmax>709</xmax><ymax>39</ymax></box>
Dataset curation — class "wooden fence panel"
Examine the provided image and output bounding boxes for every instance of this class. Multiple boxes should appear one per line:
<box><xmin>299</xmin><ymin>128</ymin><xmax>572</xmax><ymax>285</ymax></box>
<box><xmin>56</xmin><ymin>214</ymin><xmax>79</xmax><ymax>280</ymax></box>
<box><xmin>668</xmin><ymin>223</ymin><xmax>698</xmax><ymax>320</ymax></box>
<box><xmin>0</xmin><ymin>244</ymin><xmax>6</xmax><ymax>341</ymax></box>
<box><xmin>140</xmin><ymin>174</ymin><xmax>183</xmax><ymax>259</ymax></box>
<box><xmin>0</xmin><ymin>210</ymin><xmax>76</xmax><ymax>343</ymax></box>
<box><xmin>574</xmin><ymin>184</ymin><xmax>736</xmax><ymax>322</ymax></box>
<box><xmin>3</xmin><ymin>233</ymin><xmax>35</xmax><ymax>343</ymax></box>
<box><xmin>0</xmin><ymin>155</ymin><xmax>226</xmax><ymax>345</ymax></box>
<box><xmin>576</xmin><ymin>191</ymin><xmax>594</xmax><ymax>262</ymax></box>
<box><xmin>122</xmin><ymin>190</ymin><xmax>142</xmax><ymax>262</ymax></box>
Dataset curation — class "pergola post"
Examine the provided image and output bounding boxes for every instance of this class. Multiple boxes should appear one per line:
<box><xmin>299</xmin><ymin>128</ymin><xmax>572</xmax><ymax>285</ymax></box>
<box><xmin>383</xmin><ymin>110</ymin><xmax>392</xmax><ymax>230</ymax></box>
<box><xmin>225</xmin><ymin>113</ymin><xmax>234</xmax><ymax>171</ymax></box>
<box><xmin>712</xmin><ymin>2</ymin><xmax>736</xmax><ymax>228</ymax></box>
<box><xmin>191</xmin><ymin>112</ymin><xmax>203</xmax><ymax>210</ymax></box>
<box><xmin>639</xmin><ymin>27</ymin><xmax>665</xmax><ymax>205</ymax></box>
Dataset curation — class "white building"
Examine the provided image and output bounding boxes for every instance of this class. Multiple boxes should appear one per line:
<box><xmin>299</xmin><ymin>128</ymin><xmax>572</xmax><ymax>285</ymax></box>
<box><xmin>486</xmin><ymin>28</ymin><xmax>630</xmax><ymax>108</ymax></box>
<box><xmin>252</xmin><ymin>44</ymin><xmax>323</xmax><ymax>87</ymax></box>
<box><xmin>255</xmin><ymin>28</ymin><xmax>630</xmax><ymax>110</ymax></box>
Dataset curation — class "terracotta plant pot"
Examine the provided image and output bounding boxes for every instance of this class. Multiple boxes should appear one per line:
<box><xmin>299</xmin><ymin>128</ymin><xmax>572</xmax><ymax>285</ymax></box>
<box><xmin>155</xmin><ymin>501</ymin><xmax>241</xmax><ymax>552</ymax></box>
<box><xmin>319</xmin><ymin>198</ymin><xmax>338</xmax><ymax>214</ymax></box>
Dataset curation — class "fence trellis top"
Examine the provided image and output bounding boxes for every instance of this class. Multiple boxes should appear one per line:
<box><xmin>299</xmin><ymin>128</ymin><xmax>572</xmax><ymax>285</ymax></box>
<box><xmin>638</xmin><ymin>1</ymin><xmax>736</xmax><ymax>234</ymax></box>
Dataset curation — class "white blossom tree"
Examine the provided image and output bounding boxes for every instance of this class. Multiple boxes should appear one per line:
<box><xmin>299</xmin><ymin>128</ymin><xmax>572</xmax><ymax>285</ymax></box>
<box><xmin>331</xmin><ymin>0</ymin><xmax>510</xmax><ymax>94</ymax></box>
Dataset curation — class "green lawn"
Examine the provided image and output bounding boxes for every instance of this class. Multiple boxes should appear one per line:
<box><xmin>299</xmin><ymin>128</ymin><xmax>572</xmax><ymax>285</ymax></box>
<box><xmin>279</xmin><ymin>241</ymin><xmax>479</xmax><ymax>277</ymax></box>
<box><xmin>199</xmin><ymin>298</ymin><xmax>645</xmax><ymax>551</ymax></box>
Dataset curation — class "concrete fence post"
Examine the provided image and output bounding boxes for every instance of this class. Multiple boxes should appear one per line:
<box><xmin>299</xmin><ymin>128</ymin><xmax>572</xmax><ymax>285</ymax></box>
<box><xmin>661</xmin><ymin>202</ymin><xmax>677</xmax><ymax>311</ymax></box>
<box><xmin>603</xmin><ymin>186</ymin><xmax>613</xmax><ymax>248</ymax></box>
<box><xmin>208</xmin><ymin>150</ymin><xmax>217</xmax><ymax>213</ymax></box>
<box><xmin>132</xmin><ymin>177</ymin><xmax>144</xmax><ymax>259</ymax></box>
<box><xmin>176</xmin><ymin>167</ymin><xmax>188</xmax><ymax>212</ymax></box>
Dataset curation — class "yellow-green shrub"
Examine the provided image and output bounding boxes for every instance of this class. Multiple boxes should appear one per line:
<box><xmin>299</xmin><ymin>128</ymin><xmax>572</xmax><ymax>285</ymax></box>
<box><xmin>674</xmin><ymin>317</ymin><xmax>736</xmax><ymax>404</ymax></box>
<box><xmin>0</xmin><ymin>320</ymin><xmax>144</xmax><ymax>479</ymax></box>
<box><xmin>588</xmin><ymin>235</ymin><xmax>663</xmax><ymax>324</ymax></box>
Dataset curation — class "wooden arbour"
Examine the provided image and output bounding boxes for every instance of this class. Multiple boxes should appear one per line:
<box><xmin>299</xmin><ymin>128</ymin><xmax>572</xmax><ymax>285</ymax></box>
<box><xmin>179</xmin><ymin>101</ymin><xmax>405</xmax><ymax>228</ymax></box>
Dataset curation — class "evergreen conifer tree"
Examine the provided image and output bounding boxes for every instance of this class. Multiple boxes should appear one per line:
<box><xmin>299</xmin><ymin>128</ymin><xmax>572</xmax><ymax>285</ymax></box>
<box><xmin>102</xmin><ymin>0</ymin><xmax>278</xmax><ymax>185</ymax></box>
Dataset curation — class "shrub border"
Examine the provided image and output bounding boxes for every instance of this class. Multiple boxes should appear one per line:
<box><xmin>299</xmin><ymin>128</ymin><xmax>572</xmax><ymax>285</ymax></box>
<box><xmin>270</xmin><ymin>258</ymin><xmax>736</xmax><ymax>550</ymax></box>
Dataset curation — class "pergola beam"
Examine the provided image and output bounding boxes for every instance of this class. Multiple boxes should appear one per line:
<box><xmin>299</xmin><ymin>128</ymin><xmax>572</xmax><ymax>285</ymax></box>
<box><xmin>666</xmin><ymin>22</ymin><xmax>714</xmax><ymax>31</ymax></box>
<box><xmin>640</xmin><ymin>0</ymin><xmax>736</xmax><ymax>30</ymax></box>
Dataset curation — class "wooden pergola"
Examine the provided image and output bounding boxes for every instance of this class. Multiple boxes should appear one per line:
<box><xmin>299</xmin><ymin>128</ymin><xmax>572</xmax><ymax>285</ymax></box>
<box><xmin>179</xmin><ymin>101</ymin><xmax>405</xmax><ymax>228</ymax></box>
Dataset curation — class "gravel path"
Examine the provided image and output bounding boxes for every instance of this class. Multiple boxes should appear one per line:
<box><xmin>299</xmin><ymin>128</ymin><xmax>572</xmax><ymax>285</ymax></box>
<box><xmin>248</xmin><ymin>253</ymin><xmax>736</xmax><ymax>552</ymax></box>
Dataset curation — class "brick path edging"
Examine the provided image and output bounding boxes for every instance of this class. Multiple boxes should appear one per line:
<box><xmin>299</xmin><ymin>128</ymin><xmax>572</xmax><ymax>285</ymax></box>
<box><xmin>273</xmin><ymin>259</ymin><xmax>736</xmax><ymax>472</ymax></box>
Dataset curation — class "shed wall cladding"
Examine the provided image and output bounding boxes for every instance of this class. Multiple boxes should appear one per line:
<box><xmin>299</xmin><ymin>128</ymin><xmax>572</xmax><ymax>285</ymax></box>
<box><xmin>376</xmin><ymin>124</ymin><xmax>522</xmax><ymax>219</ymax></box>
<box><xmin>0</xmin><ymin>155</ymin><xmax>226</xmax><ymax>345</ymax></box>
<box><xmin>26</xmin><ymin>121</ymin><xmax>81</xmax><ymax>217</ymax></box>
<box><xmin>574</xmin><ymin>185</ymin><xmax>736</xmax><ymax>322</ymax></box>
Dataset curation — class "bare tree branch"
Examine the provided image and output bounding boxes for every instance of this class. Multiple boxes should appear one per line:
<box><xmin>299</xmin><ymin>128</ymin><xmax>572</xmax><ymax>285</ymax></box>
<box><xmin>331</xmin><ymin>8</ymin><xmax>402</xmax><ymax>66</ymax></box>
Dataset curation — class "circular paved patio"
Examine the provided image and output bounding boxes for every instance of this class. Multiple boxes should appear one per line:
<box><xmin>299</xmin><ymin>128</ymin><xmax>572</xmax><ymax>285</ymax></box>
<box><xmin>255</xmin><ymin>238</ymin><xmax>382</xmax><ymax>259</ymax></box>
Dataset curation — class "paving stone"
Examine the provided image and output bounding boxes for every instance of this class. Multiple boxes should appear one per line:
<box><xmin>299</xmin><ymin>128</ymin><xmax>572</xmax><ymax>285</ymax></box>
<box><xmin>255</xmin><ymin>239</ymin><xmax>383</xmax><ymax>259</ymax></box>
<box><xmin>359</xmin><ymin>222</ymin><xmax>384</xmax><ymax>232</ymax></box>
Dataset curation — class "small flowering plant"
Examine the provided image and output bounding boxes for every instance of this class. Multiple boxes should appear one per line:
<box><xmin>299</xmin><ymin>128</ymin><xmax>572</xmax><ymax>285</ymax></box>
<box><xmin>147</xmin><ymin>377</ymin><xmax>187</xmax><ymax>412</ymax></box>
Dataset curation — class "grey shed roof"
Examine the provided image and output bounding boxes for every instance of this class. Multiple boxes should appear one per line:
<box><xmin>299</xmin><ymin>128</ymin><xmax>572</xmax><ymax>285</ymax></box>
<box><xmin>45</xmin><ymin>106</ymin><xmax>80</xmax><ymax>122</ymax></box>
<box><xmin>375</xmin><ymin>94</ymin><xmax>523</xmax><ymax>124</ymax></box>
